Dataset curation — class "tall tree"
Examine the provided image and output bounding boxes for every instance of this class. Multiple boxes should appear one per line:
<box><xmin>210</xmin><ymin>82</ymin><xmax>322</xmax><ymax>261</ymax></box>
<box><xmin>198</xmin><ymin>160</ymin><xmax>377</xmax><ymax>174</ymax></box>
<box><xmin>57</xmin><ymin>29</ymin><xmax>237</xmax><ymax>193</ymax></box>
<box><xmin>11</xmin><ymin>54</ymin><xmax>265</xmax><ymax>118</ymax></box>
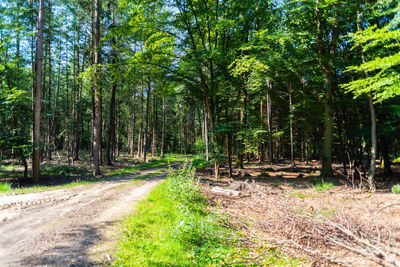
<box><xmin>92</xmin><ymin>0</ymin><xmax>101</xmax><ymax>175</ymax></box>
<box><xmin>33</xmin><ymin>0</ymin><xmax>45</xmax><ymax>182</ymax></box>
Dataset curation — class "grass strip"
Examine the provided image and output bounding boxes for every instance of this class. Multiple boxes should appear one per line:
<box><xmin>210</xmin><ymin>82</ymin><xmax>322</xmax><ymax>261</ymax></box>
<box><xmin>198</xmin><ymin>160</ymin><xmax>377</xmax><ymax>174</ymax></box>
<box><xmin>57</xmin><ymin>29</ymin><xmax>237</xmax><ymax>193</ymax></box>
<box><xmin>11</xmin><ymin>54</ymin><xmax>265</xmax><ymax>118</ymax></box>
<box><xmin>114</xmin><ymin>164</ymin><xmax>303</xmax><ymax>266</ymax></box>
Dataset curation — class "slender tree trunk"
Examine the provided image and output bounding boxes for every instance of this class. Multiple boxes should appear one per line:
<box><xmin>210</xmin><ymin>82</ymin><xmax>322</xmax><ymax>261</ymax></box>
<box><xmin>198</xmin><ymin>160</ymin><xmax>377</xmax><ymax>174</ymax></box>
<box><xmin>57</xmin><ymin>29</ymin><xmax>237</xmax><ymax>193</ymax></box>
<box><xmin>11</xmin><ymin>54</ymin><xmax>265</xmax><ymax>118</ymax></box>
<box><xmin>92</xmin><ymin>0</ymin><xmax>101</xmax><ymax>175</ymax></box>
<box><xmin>51</xmin><ymin>40</ymin><xmax>62</xmax><ymax>152</ymax></box>
<box><xmin>289</xmin><ymin>91</ymin><xmax>294</xmax><ymax>166</ymax></box>
<box><xmin>151</xmin><ymin>93</ymin><xmax>156</xmax><ymax>157</ymax></box>
<box><xmin>160</xmin><ymin>96</ymin><xmax>166</xmax><ymax>158</ymax></box>
<box><xmin>143</xmin><ymin>82</ymin><xmax>151</xmax><ymax>163</ymax></box>
<box><xmin>137</xmin><ymin>82</ymin><xmax>144</xmax><ymax>158</ymax></box>
<box><xmin>204</xmin><ymin>107</ymin><xmax>209</xmax><ymax>161</ymax></box>
<box><xmin>46</xmin><ymin>6</ymin><xmax>52</xmax><ymax>161</ymax></box>
<box><xmin>73</xmin><ymin>27</ymin><xmax>82</xmax><ymax>161</ymax></box>
<box><xmin>32</xmin><ymin>0</ymin><xmax>45</xmax><ymax>182</ymax></box>
<box><xmin>356</xmin><ymin>9</ymin><xmax>376</xmax><ymax>191</ymax></box>
<box><xmin>266</xmin><ymin>82</ymin><xmax>273</xmax><ymax>164</ymax></box>
<box><xmin>130</xmin><ymin>89</ymin><xmax>136</xmax><ymax>156</ymax></box>
<box><xmin>106</xmin><ymin>30</ymin><xmax>117</xmax><ymax>166</ymax></box>
<box><xmin>106</xmin><ymin>82</ymin><xmax>116</xmax><ymax>165</ymax></box>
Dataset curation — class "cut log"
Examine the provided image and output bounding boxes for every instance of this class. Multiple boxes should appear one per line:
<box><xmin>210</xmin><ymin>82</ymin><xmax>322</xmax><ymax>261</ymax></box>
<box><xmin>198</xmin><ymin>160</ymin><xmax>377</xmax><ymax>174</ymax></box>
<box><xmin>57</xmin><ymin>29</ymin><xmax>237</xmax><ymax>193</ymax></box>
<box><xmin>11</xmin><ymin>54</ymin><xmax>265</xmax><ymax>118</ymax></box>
<box><xmin>211</xmin><ymin>187</ymin><xmax>250</xmax><ymax>198</ymax></box>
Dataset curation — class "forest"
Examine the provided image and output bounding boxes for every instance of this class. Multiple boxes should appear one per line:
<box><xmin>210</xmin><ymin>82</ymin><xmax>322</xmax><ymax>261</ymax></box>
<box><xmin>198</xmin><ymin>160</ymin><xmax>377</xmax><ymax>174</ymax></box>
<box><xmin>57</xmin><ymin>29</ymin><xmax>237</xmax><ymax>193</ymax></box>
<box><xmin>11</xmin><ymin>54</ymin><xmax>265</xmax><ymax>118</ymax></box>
<box><xmin>0</xmin><ymin>0</ymin><xmax>400</xmax><ymax>266</ymax></box>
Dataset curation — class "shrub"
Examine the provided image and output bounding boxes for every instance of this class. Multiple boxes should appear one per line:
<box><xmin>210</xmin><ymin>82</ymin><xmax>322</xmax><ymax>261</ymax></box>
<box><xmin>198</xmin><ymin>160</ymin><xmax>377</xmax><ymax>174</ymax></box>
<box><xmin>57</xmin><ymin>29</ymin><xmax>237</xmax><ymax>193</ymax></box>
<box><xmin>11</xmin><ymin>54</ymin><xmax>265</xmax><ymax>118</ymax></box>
<box><xmin>392</xmin><ymin>184</ymin><xmax>400</xmax><ymax>194</ymax></box>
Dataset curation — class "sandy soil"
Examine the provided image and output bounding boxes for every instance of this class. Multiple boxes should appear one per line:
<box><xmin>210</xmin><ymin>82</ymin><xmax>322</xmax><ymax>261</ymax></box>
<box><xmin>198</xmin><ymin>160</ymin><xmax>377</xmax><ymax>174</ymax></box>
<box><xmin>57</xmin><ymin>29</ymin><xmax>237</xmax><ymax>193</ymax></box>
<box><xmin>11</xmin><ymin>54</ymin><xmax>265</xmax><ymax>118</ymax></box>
<box><xmin>0</xmin><ymin>168</ymin><xmax>167</xmax><ymax>267</ymax></box>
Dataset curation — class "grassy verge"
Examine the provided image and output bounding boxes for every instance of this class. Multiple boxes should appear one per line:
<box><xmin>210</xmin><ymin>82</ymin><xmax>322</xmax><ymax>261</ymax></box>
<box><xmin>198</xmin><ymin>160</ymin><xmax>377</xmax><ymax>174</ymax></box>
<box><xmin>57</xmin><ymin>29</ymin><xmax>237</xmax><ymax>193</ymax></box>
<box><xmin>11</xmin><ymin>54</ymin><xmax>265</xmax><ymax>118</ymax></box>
<box><xmin>107</xmin><ymin>154</ymin><xmax>189</xmax><ymax>176</ymax></box>
<box><xmin>114</xmin><ymin>164</ymin><xmax>303</xmax><ymax>266</ymax></box>
<box><xmin>0</xmin><ymin>154</ymin><xmax>188</xmax><ymax>195</ymax></box>
<box><xmin>191</xmin><ymin>155</ymin><xmax>213</xmax><ymax>169</ymax></box>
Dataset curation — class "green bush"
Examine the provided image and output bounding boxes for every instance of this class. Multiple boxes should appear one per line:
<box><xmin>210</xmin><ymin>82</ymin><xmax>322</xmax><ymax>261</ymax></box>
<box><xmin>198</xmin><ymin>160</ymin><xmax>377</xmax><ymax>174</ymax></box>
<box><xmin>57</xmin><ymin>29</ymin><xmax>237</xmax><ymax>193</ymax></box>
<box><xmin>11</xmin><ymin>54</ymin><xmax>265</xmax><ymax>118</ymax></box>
<box><xmin>392</xmin><ymin>184</ymin><xmax>400</xmax><ymax>194</ymax></box>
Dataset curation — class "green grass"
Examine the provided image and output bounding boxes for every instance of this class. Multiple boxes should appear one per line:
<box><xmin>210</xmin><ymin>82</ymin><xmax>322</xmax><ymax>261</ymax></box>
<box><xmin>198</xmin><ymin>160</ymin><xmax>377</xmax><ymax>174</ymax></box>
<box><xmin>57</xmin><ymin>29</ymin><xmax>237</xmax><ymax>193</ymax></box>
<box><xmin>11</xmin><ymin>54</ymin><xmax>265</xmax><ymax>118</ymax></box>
<box><xmin>114</xmin><ymin>164</ymin><xmax>303</xmax><ymax>266</ymax></box>
<box><xmin>191</xmin><ymin>156</ymin><xmax>213</xmax><ymax>169</ymax></box>
<box><xmin>310</xmin><ymin>178</ymin><xmax>335</xmax><ymax>192</ymax></box>
<box><xmin>0</xmin><ymin>165</ymin><xmax>17</xmax><ymax>172</ymax></box>
<box><xmin>313</xmin><ymin>182</ymin><xmax>334</xmax><ymax>192</ymax></box>
<box><xmin>107</xmin><ymin>154</ymin><xmax>189</xmax><ymax>176</ymax></box>
<box><xmin>0</xmin><ymin>182</ymin><xmax>12</xmax><ymax>192</ymax></box>
<box><xmin>392</xmin><ymin>184</ymin><xmax>400</xmax><ymax>194</ymax></box>
<box><xmin>288</xmin><ymin>192</ymin><xmax>310</xmax><ymax>199</ymax></box>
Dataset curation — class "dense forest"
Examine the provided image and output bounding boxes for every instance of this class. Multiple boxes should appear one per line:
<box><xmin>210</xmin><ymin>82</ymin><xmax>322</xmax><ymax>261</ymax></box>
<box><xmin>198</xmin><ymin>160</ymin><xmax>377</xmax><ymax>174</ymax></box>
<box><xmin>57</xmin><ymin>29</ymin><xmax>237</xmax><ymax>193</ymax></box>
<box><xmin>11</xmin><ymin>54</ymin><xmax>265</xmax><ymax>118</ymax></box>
<box><xmin>1</xmin><ymin>0</ymin><xmax>399</xmax><ymax>191</ymax></box>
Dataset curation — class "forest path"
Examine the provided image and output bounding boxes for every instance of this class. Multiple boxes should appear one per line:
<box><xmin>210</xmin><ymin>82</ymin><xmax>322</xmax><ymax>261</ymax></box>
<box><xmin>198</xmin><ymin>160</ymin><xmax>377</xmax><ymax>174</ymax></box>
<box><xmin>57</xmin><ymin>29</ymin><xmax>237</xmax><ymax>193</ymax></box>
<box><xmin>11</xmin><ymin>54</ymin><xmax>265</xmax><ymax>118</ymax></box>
<box><xmin>0</xmin><ymin>166</ymin><xmax>170</xmax><ymax>266</ymax></box>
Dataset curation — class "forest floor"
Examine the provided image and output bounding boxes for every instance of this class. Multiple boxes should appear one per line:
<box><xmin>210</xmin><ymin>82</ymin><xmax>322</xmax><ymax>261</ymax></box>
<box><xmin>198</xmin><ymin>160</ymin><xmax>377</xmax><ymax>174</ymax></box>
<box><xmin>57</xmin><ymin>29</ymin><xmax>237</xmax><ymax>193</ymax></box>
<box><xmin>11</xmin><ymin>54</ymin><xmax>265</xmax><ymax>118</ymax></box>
<box><xmin>0</xmin><ymin>156</ymin><xmax>183</xmax><ymax>266</ymax></box>
<box><xmin>198</xmin><ymin>160</ymin><xmax>400</xmax><ymax>266</ymax></box>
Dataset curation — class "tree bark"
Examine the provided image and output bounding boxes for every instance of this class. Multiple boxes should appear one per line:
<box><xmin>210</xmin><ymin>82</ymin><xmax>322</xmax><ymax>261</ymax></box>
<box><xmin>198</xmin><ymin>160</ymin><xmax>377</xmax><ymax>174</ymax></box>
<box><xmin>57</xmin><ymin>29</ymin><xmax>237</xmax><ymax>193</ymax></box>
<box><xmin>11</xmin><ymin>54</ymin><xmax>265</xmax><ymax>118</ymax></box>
<box><xmin>266</xmin><ymin>81</ymin><xmax>273</xmax><ymax>164</ymax></box>
<box><xmin>151</xmin><ymin>93</ymin><xmax>157</xmax><ymax>157</ymax></box>
<box><xmin>137</xmin><ymin>82</ymin><xmax>144</xmax><ymax>158</ymax></box>
<box><xmin>32</xmin><ymin>0</ymin><xmax>45</xmax><ymax>182</ymax></box>
<box><xmin>129</xmin><ymin>89</ymin><xmax>136</xmax><ymax>157</ymax></box>
<box><xmin>289</xmin><ymin>90</ymin><xmax>294</xmax><ymax>166</ymax></box>
<box><xmin>160</xmin><ymin>96</ymin><xmax>166</xmax><ymax>158</ymax></box>
<box><xmin>92</xmin><ymin>0</ymin><xmax>101</xmax><ymax>175</ymax></box>
<box><xmin>316</xmin><ymin>0</ymin><xmax>337</xmax><ymax>177</ymax></box>
<box><xmin>357</xmin><ymin>9</ymin><xmax>376</xmax><ymax>191</ymax></box>
<box><xmin>143</xmin><ymin>82</ymin><xmax>151</xmax><ymax>163</ymax></box>
<box><xmin>204</xmin><ymin>107</ymin><xmax>209</xmax><ymax>161</ymax></box>
<box><xmin>106</xmin><ymin>23</ymin><xmax>117</xmax><ymax>166</ymax></box>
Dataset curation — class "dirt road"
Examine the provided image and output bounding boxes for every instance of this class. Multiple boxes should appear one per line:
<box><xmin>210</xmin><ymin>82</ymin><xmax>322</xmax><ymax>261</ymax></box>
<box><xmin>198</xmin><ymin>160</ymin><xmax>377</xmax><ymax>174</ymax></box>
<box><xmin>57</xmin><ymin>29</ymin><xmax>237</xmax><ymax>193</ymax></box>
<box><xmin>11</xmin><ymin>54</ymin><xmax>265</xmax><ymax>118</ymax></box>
<box><xmin>0</xmin><ymin>167</ymin><xmax>167</xmax><ymax>266</ymax></box>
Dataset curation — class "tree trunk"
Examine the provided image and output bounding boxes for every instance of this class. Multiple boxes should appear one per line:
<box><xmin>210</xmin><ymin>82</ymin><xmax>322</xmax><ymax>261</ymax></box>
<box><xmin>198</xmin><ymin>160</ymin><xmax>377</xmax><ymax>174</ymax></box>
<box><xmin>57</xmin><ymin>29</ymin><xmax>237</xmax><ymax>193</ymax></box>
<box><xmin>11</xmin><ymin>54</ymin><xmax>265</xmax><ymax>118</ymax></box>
<box><xmin>32</xmin><ymin>0</ymin><xmax>45</xmax><ymax>182</ymax></box>
<box><xmin>143</xmin><ymin>82</ymin><xmax>151</xmax><ymax>163</ymax></box>
<box><xmin>137</xmin><ymin>82</ymin><xmax>144</xmax><ymax>158</ymax></box>
<box><xmin>357</xmin><ymin>9</ymin><xmax>376</xmax><ymax>191</ymax></box>
<box><xmin>266</xmin><ymin>82</ymin><xmax>273</xmax><ymax>164</ymax></box>
<box><xmin>151</xmin><ymin>93</ymin><xmax>156</xmax><ymax>157</ymax></box>
<box><xmin>160</xmin><ymin>96</ymin><xmax>166</xmax><ymax>158</ymax></box>
<box><xmin>92</xmin><ymin>0</ymin><xmax>101</xmax><ymax>175</ymax></box>
<box><xmin>204</xmin><ymin>107</ymin><xmax>209</xmax><ymax>161</ymax></box>
<box><xmin>46</xmin><ymin>5</ymin><xmax>52</xmax><ymax>161</ymax></box>
<box><xmin>316</xmin><ymin>0</ymin><xmax>337</xmax><ymax>177</ymax></box>
<box><xmin>289</xmin><ymin>91</ymin><xmax>294</xmax><ymax>166</ymax></box>
<box><xmin>129</xmin><ymin>89</ymin><xmax>136</xmax><ymax>156</ymax></box>
<box><xmin>106</xmin><ymin>30</ymin><xmax>117</xmax><ymax>166</ymax></box>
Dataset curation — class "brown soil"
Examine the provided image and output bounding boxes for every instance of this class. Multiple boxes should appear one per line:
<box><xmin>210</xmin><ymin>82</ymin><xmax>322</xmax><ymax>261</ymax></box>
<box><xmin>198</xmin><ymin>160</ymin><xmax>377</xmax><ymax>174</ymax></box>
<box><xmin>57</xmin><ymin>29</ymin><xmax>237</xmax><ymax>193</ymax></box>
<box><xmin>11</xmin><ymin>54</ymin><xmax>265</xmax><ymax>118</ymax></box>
<box><xmin>198</xmin><ymin>161</ymin><xmax>400</xmax><ymax>266</ymax></box>
<box><xmin>0</xmin><ymin>167</ymin><xmax>168</xmax><ymax>267</ymax></box>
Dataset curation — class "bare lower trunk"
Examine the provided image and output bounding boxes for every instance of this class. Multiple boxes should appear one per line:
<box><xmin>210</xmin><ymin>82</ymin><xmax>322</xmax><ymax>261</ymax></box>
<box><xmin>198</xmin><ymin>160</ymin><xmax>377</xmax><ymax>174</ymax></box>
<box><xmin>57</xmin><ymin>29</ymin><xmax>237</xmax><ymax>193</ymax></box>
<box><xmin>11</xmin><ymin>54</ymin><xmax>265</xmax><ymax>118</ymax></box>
<box><xmin>130</xmin><ymin>90</ymin><xmax>136</xmax><ymax>156</ymax></box>
<box><xmin>357</xmin><ymin>9</ymin><xmax>376</xmax><ymax>191</ymax></box>
<box><xmin>151</xmin><ymin>93</ymin><xmax>156</xmax><ymax>157</ymax></box>
<box><xmin>106</xmin><ymin>82</ymin><xmax>116</xmax><ymax>165</ymax></box>
<box><xmin>266</xmin><ymin>86</ymin><xmax>273</xmax><ymax>164</ymax></box>
<box><xmin>289</xmin><ymin>91</ymin><xmax>294</xmax><ymax>166</ymax></box>
<box><xmin>368</xmin><ymin>97</ymin><xmax>376</xmax><ymax>191</ymax></box>
<box><xmin>143</xmin><ymin>83</ymin><xmax>151</xmax><ymax>163</ymax></box>
<box><xmin>137</xmin><ymin>82</ymin><xmax>144</xmax><ymax>158</ymax></box>
<box><xmin>92</xmin><ymin>0</ymin><xmax>101</xmax><ymax>175</ymax></box>
<box><xmin>160</xmin><ymin>96</ymin><xmax>166</xmax><ymax>158</ymax></box>
<box><xmin>33</xmin><ymin>0</ymin><xmax>45</xmax><ymax>182</ymax></box>
<box><xmin>106</xmin><ymin>32</ymin><xmax>117</xmax><ymax>165</ymax></box>
<box><xmin>204</xmin><ymin>108</ymin><xmax>209</xmax><ymax>161</ymax></box>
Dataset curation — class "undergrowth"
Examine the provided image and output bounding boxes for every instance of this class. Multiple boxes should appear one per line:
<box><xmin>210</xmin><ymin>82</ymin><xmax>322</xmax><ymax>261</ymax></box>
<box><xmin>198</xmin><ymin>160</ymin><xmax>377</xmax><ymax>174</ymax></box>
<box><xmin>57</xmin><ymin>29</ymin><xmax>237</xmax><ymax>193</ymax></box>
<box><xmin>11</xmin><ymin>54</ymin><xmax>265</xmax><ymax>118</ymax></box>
<box><xmin>392</xmin><ymin>184</ymin><xmax>400</xmax><ymax>194</ymax></box>
<box><xmin>0</xmin><ymin>182</ymin><xmax>12</xmax><ymax>192</ymax></box>
<box><xmin>114</xmin><ymin>164</ymin><xmax>302</xmax><ymax>266</ymax></box>
<box><xmin>310</xmin><ymin>178</ymin><xmax>334</xmax><ymax>192</ymax></box>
